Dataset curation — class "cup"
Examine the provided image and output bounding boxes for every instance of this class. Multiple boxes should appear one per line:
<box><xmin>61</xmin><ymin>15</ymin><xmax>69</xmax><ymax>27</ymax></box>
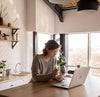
<box><xmin>6</xmin><ymin>69</ymin><xmax>11</xmax><ymax>76</ymax></box>
<box><xmin>8</xmin><ymin>23</ymin><xmax>11</xmax><ymax>27</ymax></box>
<box><xmin>56</xmin><ymin>74</ymin><xmax>65</xmax><ymax>82</ymax></box>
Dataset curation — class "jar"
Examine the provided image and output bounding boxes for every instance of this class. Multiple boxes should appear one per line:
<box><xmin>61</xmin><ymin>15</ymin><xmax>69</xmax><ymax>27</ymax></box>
<box><xmin>0</xmin><ymin>68</ymin><xmax>3</xmax><ymax>80</ymax></box>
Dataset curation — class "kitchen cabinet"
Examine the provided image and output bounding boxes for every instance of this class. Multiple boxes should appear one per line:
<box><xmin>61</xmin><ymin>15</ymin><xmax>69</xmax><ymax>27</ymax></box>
<box><xmin>0</xmin><ymin>74</ymin><xmax>31</xmax><ymax>91</ymax></box>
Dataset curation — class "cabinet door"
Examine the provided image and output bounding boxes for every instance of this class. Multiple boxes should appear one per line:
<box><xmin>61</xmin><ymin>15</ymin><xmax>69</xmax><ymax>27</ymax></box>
<box><xmin>0</xmin><ymin>77</ymin><xmax>31</xmax><ymax>91</ymax></box>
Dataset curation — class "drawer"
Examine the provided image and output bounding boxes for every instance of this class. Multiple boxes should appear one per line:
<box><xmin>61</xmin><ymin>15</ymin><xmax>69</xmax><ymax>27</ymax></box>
<box><xmin>0</xmin><ymin>77</ymin><xmax>31</xmax><ymax>91</ymax></box>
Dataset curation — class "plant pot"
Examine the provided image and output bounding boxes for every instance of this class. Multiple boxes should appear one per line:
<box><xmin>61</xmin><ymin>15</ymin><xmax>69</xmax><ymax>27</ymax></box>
<box><xmin>0</xmin><ymin>17</ymin><xmax>3</xmax><ymax>25</ymax></box>
<box><xmin>0</xmin><ymin>34</ymin><xmax>2</xmax><ymax>39</ymax></box>
<box><xmin>60</xmin><ymin>65</ymin><xmax>66</xmax><ymax>74</ymax></box>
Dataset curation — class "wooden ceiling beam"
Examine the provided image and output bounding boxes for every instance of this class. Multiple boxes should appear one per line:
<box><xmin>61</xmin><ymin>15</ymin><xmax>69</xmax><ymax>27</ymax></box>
<box><xmin>59</xmin><ymin>0</ymin><xmax>100</xmax><ymax>8</ymax></box>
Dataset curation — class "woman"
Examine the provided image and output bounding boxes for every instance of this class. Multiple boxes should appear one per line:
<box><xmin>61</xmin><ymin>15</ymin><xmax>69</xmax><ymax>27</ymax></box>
<box><xmin>31</xmin><ymin>40</ymin><xmax>60</xmax><ymax>82</ymax></box>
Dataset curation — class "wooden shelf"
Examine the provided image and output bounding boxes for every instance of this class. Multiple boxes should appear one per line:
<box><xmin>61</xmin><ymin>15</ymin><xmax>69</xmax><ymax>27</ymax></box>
<box><xmin>0</xmin><ymin>25</ymin><xmax>19</xmax><ymax>30</ymax></box>
<box><xmin>0</xmin><ymin>40</ymin><xmax>20</xmax><ymax>42</ymax></box>
<box><xmin>0</xmin><ymin>25</ymin><xmax>20</xmax><ymax>49</ymax></box>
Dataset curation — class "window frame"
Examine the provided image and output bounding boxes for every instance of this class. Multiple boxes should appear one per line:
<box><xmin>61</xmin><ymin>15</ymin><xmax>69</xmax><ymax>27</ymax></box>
<box><xmin>66</xmin><ymin>33</ymin><xmax>100</xmax><ymax>70</ymax></box>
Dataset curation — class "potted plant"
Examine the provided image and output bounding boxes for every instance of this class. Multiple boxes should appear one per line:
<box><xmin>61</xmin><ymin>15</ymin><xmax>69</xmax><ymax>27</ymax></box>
<box><xmin>57</xmin><ymin>50</ymin><xmax>67</xmax><ymax>75</ymax></box>
<box><xmin>0</xmin><ymin>60</ymin><xmax>7</xmax><ymax>77</ymax></box>
<box><xmin>2</xmin><ymin>33</ymin><xmax>8</xmax><ymax>40</ymax></box>
<box><xmin>0</xmin><ymin>60</ymin><xmax>6</xmax><ymax>69</ymax></box>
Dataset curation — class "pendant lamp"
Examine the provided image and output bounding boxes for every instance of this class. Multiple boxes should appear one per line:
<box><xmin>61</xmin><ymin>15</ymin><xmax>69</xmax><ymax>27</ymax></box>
<box><xmin>77</xmin><ymin>0</ymin><xmax>98</xmax><ymax>13</ymax></box>
<box><xmin>49</xmin><ymin>0</ymin><xmax>73</xmax><ymax>4</ymax></box>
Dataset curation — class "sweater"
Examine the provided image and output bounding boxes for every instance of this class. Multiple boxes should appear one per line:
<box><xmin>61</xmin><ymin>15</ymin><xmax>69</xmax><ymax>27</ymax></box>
<box><xmin>31</xmin><ymin>54</ymin><xmax>57</xmax><ymax>82</ymax></box>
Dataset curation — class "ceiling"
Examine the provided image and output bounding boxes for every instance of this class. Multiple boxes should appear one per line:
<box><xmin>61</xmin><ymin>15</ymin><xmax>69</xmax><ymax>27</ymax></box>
<box><xmin>43</xmin><ymin>0</ymin><xmax>100</xmax><ymax>22</ymax></box>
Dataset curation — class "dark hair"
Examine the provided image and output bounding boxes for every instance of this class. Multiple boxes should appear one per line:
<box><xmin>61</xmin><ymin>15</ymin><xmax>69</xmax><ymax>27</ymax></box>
<box><xmin>43</xmin><ymin>40</ymin><xmax>60</xmax><ymax>56</ymax></box>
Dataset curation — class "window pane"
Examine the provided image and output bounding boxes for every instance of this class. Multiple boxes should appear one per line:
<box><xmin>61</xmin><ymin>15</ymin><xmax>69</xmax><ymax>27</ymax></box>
<box><xmin>38</xmin><ymin>34</ymin><xmax>51</xmax><ymax>54</ymax></box>
<box><xmin>54</xmin><ymin>34</ymin><xmax>60</xmax><ymax>60</ymax></box>
<box><xmin>91</xmin><ymin>68</ymin><xmax>100</xmax><ymax>77</ymax></box>
<box><xmin>55</xmin><ymin>34</ymin><xmax>60</xmax><ymax>44</ymax></box>
<box><xmin>91</xmin><ymin>33</ymin><xmax>100</xmax><ymax>77</ymax></box>
<box><xmin>68</xmin><ymin>34</ymin><xmax>88</xmax><ymax>66</ymax></box>
<box><xmin>91</xmin><ymin>33</ymin><xmax>100</xmax><ymax>67</ymax></box>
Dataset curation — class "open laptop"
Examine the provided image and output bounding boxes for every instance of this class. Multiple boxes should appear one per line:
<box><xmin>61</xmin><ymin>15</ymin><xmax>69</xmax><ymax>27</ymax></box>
<box><xmin>52</xmin><ymin>67</ymin><xmax>90</xmax><ymax>89</ymax></box>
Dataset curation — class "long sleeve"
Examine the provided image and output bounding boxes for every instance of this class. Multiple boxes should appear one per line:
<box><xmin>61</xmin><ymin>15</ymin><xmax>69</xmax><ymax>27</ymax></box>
<box><xmin>31</xmin><ymin>55</ymin><xmax>53</xmax><ymax>82</ymax></box>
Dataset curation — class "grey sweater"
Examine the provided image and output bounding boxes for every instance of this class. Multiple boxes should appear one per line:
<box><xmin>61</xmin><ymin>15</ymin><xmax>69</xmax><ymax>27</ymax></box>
<box><xmin>31</xmin><ymin>54</ymin><xmax>57</xmax><ymax>82</ymax></box>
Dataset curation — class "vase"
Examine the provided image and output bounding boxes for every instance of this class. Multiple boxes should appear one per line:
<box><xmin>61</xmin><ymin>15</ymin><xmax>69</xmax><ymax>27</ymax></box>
<box><xmin>60</xmin><ymin>65</ymin><xmax>66</xmax><ymax>74</ymax></box>
<box><xmin>0</xmin><ymin>17</ymin><xmax>3</xmax><ymax>25</ymax></box>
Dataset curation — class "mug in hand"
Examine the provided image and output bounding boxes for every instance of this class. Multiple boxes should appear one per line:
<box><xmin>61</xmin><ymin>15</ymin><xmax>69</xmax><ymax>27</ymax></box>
<box><xmin>56</xmin><ymin>74</ymin><xmax>65</xmax><ymax>82</ymax></box>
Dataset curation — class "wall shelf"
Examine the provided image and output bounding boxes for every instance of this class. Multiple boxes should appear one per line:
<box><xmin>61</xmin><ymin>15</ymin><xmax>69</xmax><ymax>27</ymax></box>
<box><xmin>0</xmin><ymin>25</ymin><xmax>20</xmax><ymax>49</ymax></box>
<box><xmin>0</xmin><ymin>25</ymin><xmax>19</xmax><ymax>30</ymax></box>
<box><xmin>0</xmin><ymin>40</ymin><xmax>19</xmax><ymax>42</ymax></box>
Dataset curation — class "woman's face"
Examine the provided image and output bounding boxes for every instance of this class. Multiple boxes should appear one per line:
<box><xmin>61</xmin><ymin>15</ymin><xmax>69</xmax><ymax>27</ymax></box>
<box><xmin>47</xmin><ymin>48</ymin><xmax>59</xmax><ymax>58</ymax></box>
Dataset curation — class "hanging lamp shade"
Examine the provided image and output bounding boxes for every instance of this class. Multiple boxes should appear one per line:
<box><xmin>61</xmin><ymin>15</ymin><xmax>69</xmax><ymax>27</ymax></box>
<box><xmin>49</xmin><ymin>0</ymin><xmax>73</xmax><ymax>4</ymax></box>
<box><xmin>77</xmin><ymin>0</ymin><xmax>98</xmax><ymax>13</ymax></box>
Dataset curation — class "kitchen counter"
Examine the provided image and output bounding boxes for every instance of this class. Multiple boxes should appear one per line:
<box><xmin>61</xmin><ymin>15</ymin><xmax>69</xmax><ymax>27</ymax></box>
<box><xmin>0</xmin><ymin>71</ymin><xmax>31</xmax><ymax>84</ymax></box>
<box><xmin>0</xmin><ymin>76</ymin><xmax>100</xmax><ymax>97</ymax></box>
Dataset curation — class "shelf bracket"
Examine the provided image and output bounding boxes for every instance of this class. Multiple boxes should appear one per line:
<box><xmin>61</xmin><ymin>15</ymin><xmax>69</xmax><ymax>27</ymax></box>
<box><xmin>11</xmin><ymin>29</ymin><xmax>18</xmax><ymax>49</ymax></box>
<box><xmin>12</xmin><ymin>29</ymin><xmax>18</xmax><ymax>35</ymax></box>
<box><xmin>12</xmin><ymin>41</ymin><xmax>18</xmax><ymax>49</ymax></box>
<box><xmin>43</xmin><ymin>0</ymin><xmax>63</xmax><ymax>22</ymax></box>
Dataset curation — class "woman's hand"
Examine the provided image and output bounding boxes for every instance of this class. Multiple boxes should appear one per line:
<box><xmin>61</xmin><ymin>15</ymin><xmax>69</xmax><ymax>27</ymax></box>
<box><xmin>56</xmin><ymin>74</ymin><xmax>65</xmax><ymax>82</ymax></box>
<box><xmin>52</xmin><ymin>69</ymin><xmax>59</xmax><ymax>77</ymax></box>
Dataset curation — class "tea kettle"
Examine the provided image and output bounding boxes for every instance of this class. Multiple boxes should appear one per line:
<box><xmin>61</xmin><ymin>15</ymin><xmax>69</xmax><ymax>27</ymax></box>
<box><xmin>13</xmin><ymin>63</ymin><xmax>22</xmax><ymax>75</ymax></box>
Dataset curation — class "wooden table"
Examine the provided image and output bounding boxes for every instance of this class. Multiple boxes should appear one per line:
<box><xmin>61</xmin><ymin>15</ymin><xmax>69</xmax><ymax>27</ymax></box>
<box><xmin>0</xmin><ymin>76</ymin><xmax>100</xmax><ymax>97</ymax></box>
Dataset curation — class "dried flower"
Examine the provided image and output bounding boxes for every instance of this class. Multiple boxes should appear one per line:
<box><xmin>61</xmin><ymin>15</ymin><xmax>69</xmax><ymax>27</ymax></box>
<box><xmin>0</xmin><ymin>4</ymin><xmax>8</xmax><ymax>17</ymax></box>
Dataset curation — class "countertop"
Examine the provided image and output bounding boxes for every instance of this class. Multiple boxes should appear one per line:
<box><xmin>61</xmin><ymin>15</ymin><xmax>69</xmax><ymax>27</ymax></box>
<box><xmin>0</xmin><ymin>71</ymin><xmax>31</xmax><ymax>84</ymax></box>
<box><xmin>0</xmin><ymin>76</ymin><xmax>100</xmax><ymax>97</ymax></box>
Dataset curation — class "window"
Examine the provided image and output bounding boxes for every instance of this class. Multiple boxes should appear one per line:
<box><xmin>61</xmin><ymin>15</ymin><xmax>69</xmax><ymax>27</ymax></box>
<box><xmin>91</xmin><ymin>33</ymin><xmax>100</xmax><ymax>77</ymax></box>
<box><xmin>55</xmin><ymin>34</ymin><xmax>60</xmax><ymax>59</ymax></box>
<box><xmin>55</xmin><ymin>34</ymin><xmax>60</xmax><ymax>44</ymax></box>
<box><xmin>35</xmin><ymin>33</ymin><xmax>100</xmax><ymax>77</ymax></box>
<box><xmin>37</xmin><ymin>33</ymin><xmax>51</xmax><ymax>54</ymax></box>
<box><xmin>68</xmin><ymin>34</ymin><xmax>88</xmax><ymax>67</ymax></box>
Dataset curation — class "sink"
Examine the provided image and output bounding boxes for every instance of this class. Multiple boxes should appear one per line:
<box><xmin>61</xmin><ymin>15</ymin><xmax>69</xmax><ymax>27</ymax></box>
<box><xmin>12</xmin><ymin>71</ymin><xmax>30</xmax><ymax>76</ymax></box>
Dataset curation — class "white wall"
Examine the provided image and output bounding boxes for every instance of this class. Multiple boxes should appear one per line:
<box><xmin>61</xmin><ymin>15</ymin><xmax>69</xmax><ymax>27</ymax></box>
<box><xmin>56</xmin><ymin>7</ymin><xmax>100</xmax><ymax>33</ymax></box>
<box><xmin>27</xmin><ymin>0</ymin><xmax>56</xmax><ymax>34</ymax></box>
<box><xmin>26</xmin><ymin>0</ymin><xmax>36</xmax><ymax>31</ymax></box>
<box><xmin>36</xmin><ymin>0</ymin><xmax>55</xmax><ymax>34</ymax></box>
<box><xmin>0</xmin><ymin>0</ymin><xmax>32</xmax><ymax>72</ymax></box>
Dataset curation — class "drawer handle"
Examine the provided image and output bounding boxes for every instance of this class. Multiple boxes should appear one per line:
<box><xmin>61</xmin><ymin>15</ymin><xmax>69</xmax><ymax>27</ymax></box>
<box><xmin>10</xmin><ymin>85</ymin><xmax>14</xmax><ymax>87</ymax></box>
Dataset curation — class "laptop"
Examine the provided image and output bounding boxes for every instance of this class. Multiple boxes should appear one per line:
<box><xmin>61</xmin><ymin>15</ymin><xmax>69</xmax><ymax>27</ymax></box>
<box><xmin>52</xmin><ymin>67</ymin><xmax>90</xmax><ymax>89</ymax></box>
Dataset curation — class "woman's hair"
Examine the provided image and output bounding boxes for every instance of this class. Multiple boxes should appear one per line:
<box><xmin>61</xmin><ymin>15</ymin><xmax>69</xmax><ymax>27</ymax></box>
<box><xmin>43</xmin><ymin>40</ymin><xmax>60</xmax><ymax>56</ymax></box>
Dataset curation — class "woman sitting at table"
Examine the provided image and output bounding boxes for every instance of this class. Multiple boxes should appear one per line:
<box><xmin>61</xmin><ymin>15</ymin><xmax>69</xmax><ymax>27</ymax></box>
<box><xmin>31</xmin><ymin>40</ymin><xmax>60</xmax><ymax>82</ymax></box>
